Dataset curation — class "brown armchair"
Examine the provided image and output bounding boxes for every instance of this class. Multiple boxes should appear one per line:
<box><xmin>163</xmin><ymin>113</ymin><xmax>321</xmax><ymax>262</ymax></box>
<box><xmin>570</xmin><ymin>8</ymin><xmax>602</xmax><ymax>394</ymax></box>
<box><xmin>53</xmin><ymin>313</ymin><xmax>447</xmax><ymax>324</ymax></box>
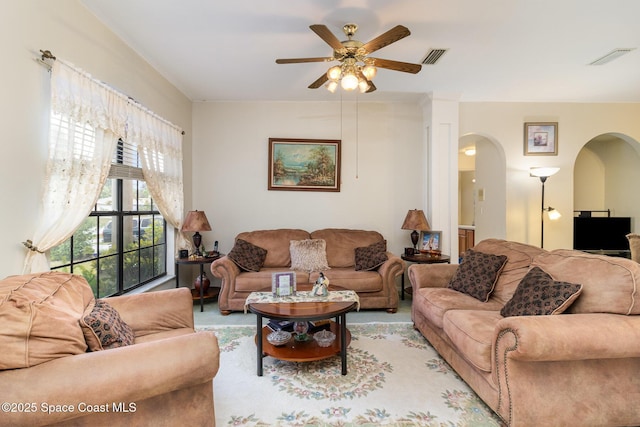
<box><xmin>0</xmin><ymin>272</ymin><xmax>219</xmax><ymax>427</ymax></box>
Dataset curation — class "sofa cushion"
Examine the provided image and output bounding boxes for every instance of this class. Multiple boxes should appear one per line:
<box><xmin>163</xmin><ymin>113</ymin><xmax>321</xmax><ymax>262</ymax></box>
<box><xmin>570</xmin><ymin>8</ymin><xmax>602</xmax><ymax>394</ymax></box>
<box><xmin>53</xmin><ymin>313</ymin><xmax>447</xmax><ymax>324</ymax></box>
<box><xmin>80</xmin><ymin>299</ymin><xmax>135</xmax><ymax>351</ymax></box>
<box><xmin>414</xmin><ymin>287</ymin><xmax>504</xmax><ymax>329</ymax></box>
<box><xmin>228</xmin><ymin>238</ymin><xmax>268</xmax><ymax>272</ymax></box>
<box><xmin>472</xmin><ymin>239</ymin><xmax>547</xmax><ymax>304</ymax></box>
<box><xmin>355</xmin><ymin>240</ymin><xmax>388</xmax><ymax>271</ymax></box>
<box><xmin>448</xmin><ymin>249</ymin><xmax>508</xmax><ymax>302</ymax></box>
<box><xmin>500</xmin><ymin>267</ymin><xmax>583</xmax><ymax>317</ymax></box>
<box><xmin>532</xmin><ymin>249</ymin><xmax>640</xmax><ymax>315</ymax></box>
<box><xmin>0</xmin><ymin>272</ymin><xmax>94</xmax><ymax>369</ymax></box>
<box><xmin>311</xmin><ymin>229</ymin><xmax>384</xmax><ymax>268</ymax></box>
<box><xmin>290</xmin><ymin>239</ymin><xmax>330</xmax><ymax>272</ymax></box>
<box><xmin>443</xmin><ymin>310</ymin><xmax>503</xmax><ymax>373</ymax></box>
<box><xmin>236</xmin><ymin>229</ymin><xmax>310</xmax><ymax>268</ymax></box>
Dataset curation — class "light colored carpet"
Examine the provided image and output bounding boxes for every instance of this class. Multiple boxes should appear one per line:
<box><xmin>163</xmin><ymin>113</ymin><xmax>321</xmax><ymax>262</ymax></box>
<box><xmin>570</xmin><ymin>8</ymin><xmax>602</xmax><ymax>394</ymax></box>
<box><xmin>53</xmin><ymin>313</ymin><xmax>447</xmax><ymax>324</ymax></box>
<box><xmin>200</xmin><ymin>322</ymin><xmax>502</xmax><ymax>426</ymax></box>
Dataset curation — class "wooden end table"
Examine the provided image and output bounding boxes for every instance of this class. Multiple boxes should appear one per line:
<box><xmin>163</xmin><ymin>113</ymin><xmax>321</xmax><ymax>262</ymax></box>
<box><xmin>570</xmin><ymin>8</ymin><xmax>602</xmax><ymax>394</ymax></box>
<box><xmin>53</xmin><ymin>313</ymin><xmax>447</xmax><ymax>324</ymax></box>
<box><xmin>247</xmin><ymin>294</ymin><xmax>357</xmax><ymax>377</ymax></box>
<box><xmin>175</xmin><ymin>253</ymin><xmax>222</xmax><ymax>312</ymax></box>
<box><xmin>401</xmin><ymin>253</ymin><xmax>451</xmax><ymax>300</ymax></box>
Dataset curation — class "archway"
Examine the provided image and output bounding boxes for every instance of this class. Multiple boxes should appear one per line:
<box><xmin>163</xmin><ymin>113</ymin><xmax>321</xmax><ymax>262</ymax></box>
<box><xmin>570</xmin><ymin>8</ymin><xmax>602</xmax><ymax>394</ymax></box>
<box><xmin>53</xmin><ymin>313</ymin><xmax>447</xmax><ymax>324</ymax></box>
<box><xmin>574</xmin><ymin>133</ymin><xmax>640</xmax><ymax>254</ymax></box>
<box><xmin>458</xmin><ymin>133</ymin><xmax>507</xmax><ymax>248</ymax></box>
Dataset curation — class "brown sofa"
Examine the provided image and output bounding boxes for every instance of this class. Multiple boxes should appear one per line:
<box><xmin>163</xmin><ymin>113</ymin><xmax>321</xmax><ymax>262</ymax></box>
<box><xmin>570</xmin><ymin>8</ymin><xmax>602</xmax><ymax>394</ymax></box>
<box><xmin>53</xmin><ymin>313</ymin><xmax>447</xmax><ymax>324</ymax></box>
<box><xmin>409</xmin><ymin>238</ymin><xmax>640</xmax><ymax>427</ymax></box>
<box><xmin>0</xmin><ymin>272</ymin><xmax>220</xmax><ymax>427</ymax></box>
<box><xmin>211</xmin><ymin>228</ymin><xmax>405</xmax><ymax>314</ymax></box>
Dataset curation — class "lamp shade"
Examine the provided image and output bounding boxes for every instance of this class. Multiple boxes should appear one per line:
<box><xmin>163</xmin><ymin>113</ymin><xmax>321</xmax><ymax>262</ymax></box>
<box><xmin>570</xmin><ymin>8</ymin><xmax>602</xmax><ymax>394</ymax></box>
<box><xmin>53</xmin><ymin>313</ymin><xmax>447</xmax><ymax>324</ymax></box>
<box><xmin>401</xmin><ymin>209</ymin><xmax>430</xmax><ymax>231</ymax></box>
<box><xmin>181</xmin><ymin>210</ymin><xmax>212</xmax><ymax>232</ymax></box>
<box><xmin>530</xmin><ymin>167</ymin><xmax>560</xmax><ymax>178</ymax></box>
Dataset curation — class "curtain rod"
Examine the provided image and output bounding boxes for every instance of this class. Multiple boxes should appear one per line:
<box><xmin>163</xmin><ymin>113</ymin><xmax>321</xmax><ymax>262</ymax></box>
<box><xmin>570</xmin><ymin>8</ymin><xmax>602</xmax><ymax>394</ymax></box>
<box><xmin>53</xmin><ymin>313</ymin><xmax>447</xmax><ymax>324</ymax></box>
<box><xmin>36</xmin><ymin>49</ymin><xmax>185</xmax><ymax>136</ymax></box>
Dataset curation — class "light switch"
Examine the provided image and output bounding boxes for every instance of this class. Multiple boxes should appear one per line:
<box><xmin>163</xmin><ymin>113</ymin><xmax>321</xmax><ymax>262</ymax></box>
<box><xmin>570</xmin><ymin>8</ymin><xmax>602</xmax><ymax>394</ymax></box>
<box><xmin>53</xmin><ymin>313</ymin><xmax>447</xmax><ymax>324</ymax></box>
<box><xmin>477</xmin><ymin>188</ymin><xmax>485</xmax><ymax>201</ymax></box>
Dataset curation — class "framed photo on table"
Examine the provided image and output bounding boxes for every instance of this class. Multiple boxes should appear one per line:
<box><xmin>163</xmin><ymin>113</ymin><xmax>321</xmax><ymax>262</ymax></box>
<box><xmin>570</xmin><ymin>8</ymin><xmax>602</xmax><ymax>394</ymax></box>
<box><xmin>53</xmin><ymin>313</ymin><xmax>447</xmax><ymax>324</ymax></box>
<box><xmin>524</xmin><ymin>122</ymin><xmax>558</xmax><ymax>156</ymax></box>
<box><xmin>268</xmin><ymin>138</ymin><xmax>341</xmax><ymax>192</ymax></box>
<box><xmin>420</xmin><ymin>231</ymin><xmax>442</xmax><ymax>252</ymax></box>
<box><xmin>272</xmin><ymin>272</ymin><xmax>296</xmax><ymax>297</ymax></box>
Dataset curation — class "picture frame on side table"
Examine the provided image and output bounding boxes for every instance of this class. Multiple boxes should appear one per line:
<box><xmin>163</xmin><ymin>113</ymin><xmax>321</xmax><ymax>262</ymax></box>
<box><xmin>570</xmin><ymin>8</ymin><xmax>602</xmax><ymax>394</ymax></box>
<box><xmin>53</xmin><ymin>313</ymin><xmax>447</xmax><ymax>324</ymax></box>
<box><xmin>524</xmin><ymin>122</ymin><xmax>558</xmax><ymax>156</ymax></box>
<box><xmin>268</xmin><ymin>138</ymin><xmax>341</xmax><ymax>192</ymax></box>
<box><xmin>272</xmin><ymin>272</ymin><xmax>297</xmax><ymax>297</ymax></box>
<box><xmin>420</xmin><ymin>231</ymin><xmax>442</xmax><ymax>252</ymax></box>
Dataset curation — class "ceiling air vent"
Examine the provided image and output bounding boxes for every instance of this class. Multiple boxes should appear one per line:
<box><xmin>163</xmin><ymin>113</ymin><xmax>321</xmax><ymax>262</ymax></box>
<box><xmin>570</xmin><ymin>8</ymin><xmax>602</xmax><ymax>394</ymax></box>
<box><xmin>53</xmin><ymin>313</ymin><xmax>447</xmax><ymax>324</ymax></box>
<box><xmin>588</xmin><ymin>48</ymin><xmax>635</xmax><ymax>65</ymax></box>
<box><xmin>422</xmin><ymin>48</ymin><xmax>448</xmax><ymax>65</ymax></box>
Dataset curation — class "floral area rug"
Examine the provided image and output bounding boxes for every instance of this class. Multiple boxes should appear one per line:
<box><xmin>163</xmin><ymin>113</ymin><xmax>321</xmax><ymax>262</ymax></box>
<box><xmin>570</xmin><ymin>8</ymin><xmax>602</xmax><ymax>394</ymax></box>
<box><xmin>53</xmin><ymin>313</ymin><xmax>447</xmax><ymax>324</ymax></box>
<box><xmin>199</xmin><ymin>322</ymin><xmax>503</xmax><ymax>427</ymax></box>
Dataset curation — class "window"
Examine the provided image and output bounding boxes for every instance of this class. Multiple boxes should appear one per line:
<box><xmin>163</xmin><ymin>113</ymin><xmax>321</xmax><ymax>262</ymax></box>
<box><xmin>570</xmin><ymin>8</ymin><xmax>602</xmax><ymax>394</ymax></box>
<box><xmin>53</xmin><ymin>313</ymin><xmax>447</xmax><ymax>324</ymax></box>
<box><xmin>50</xmin><ymin>138</ymin><xmax>167</xmax><ymax>297</ymax></box>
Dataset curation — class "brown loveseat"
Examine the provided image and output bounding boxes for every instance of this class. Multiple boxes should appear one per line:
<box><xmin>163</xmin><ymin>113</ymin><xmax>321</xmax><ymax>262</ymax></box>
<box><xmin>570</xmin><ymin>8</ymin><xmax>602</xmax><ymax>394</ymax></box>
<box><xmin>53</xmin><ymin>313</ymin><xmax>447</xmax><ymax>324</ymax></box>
<box><xmin>211</xmin><ymin>228</ymin><xmax>405</xmax><ymax>314</ymax></box>
<box><xmin>409</xmin><ymin>238</ymin><xmax>640</xmax><ymax>427</ymax></box>
<box><xmin>0</xmin><ymin>272</ymin><xmax>220</xmax><ymax>427</ymax></box>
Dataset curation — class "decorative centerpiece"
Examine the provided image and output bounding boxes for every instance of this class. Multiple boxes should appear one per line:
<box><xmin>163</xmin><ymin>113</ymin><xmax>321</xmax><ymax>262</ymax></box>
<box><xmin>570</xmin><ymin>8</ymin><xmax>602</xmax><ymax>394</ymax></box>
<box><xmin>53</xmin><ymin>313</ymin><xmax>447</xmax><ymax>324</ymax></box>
<box><xmin>267</xmin><ymin>330</ymin><xmax>292</xmax><ymax>346</ymax></box>
<box><xmin>293</xmin><ymin>321</ymin><xmax>309</xmax><ymax>341</ymax></box>
<box><xmin>311</xmin><ymin>272</ymin><xmax>330</xmax><ymax>297</ymax></box>
<box><xmin>313</xmin><ymin>329</ymin><xmax>336</xmax><ymax>347</ymax></box>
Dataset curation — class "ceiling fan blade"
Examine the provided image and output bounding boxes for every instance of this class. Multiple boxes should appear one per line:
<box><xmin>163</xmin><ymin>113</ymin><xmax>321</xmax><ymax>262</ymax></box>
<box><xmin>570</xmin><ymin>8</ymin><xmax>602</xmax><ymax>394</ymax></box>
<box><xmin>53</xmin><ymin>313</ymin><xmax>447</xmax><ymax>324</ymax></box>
<box><xmin>369</xmin><ymin>57</ymin><xmax>422</xmax><ymax>74</ymax></box>
<box><xmin>361</xmin><ymin>25</ymin><xmax>411</xmax><ymax>54</ymax></box>
<box><xmin>308</xmin><ymin>73</ymin><xmax>328</xmax><ymax>89</ymax></box>
<box><xmin>310</xmin><ymin>24</ymin><xmax>344</xmax><ymax>51</ymax></box>
<box><xmin>366</xmin><ymin>81</ymin><xmax>377</xmax><ymax>93</ymax></box>
<box><xmin>276</xmin><ymin>57</ymin><xmax>333</xmax><ymax>64</ymax></box>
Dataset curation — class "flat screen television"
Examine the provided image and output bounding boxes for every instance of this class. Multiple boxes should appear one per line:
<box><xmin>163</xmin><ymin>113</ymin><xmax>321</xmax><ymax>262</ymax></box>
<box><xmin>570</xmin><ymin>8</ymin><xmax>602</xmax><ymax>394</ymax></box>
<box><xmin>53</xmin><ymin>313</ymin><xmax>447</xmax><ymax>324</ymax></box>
<box><xmin>573</xmin><ymin>217</ymin><xmax>631</xmax><ymax>251</ymax></box>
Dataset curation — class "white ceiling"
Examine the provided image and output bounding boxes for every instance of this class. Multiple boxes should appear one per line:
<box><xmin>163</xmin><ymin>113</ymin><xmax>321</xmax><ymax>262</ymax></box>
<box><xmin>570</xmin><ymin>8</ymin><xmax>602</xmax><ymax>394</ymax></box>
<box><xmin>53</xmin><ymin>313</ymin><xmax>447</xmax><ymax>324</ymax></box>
<box><xmin>80</xmin><ymin>0</ymin><xmax>640</xmax><ymax>103</ymax></box>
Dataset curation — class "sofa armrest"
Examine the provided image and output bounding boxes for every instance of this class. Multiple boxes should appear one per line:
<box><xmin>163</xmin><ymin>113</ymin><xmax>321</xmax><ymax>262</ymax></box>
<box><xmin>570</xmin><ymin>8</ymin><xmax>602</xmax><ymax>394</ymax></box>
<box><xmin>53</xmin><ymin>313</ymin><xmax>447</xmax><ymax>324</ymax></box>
<box><xmin>495</xmin><ymin>313</ymin><xmax>640</xmax><ymax>363</ymax></box>
<box><xmin>0</xmin><ymin>331</ymin><xmax>219</xmax><ymax>427</ymax></box>
<box><xmin>408</xmin><ymin>263</ymin><xmax>458</xmax><ymax>291</ymax></box>
<box><xmin>210</xmin><ymin>256</ymin><xmax>241</xmax><ymax>311</ymax></box>
<box><xmin>107</xmin><ymin>287</ymin><xmax>194</xmax><ymax>336</ymax></box>
<box><xmin>377</xmin><ymin>252</ymin><xmax>405</xmax><ymax>283</ymax></box>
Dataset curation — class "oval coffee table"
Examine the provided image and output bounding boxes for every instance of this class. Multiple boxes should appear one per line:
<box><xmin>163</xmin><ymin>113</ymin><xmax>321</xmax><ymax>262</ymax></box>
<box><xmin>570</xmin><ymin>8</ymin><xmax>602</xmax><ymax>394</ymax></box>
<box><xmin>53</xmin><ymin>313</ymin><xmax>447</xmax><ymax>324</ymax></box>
<box><xmin>248</xmin><ymin>296</ymin><xmax>357</xmax><ymax>376</ymax></box>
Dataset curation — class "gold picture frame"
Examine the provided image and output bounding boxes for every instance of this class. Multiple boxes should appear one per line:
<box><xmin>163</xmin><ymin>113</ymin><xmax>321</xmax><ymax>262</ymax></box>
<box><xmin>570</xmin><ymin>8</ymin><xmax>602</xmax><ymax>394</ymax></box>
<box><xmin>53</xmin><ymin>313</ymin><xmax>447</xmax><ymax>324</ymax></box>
<box><xmin>268</xmin><ymin>138</ymin><xmax>341</xmax><ymax>192</ymax></box>
<box><xmin>524</xmin><ymin>122</ymin><xmax>558</xmax><ymax>156</ymax></box>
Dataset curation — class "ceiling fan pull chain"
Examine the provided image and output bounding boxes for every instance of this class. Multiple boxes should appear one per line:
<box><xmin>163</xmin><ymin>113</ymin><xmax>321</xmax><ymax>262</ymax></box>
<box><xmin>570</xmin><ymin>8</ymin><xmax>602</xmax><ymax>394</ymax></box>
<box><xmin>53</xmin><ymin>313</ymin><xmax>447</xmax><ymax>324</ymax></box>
<box><xmin>355</xmin><ymin>93</ymin><xmax>359</xmax><ymax>179</ymax></box>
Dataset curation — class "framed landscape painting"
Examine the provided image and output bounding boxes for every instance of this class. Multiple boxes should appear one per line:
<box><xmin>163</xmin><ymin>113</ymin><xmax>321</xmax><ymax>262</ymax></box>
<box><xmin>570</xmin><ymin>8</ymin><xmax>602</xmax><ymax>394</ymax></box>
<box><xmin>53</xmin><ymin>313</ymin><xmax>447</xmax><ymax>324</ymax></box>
<box><xmin>268</xmin><ymin>138</ymin><xmax>341</xmax><ymax>192</ymax></box>
<box><xmin>524</xmin><ymin>122</ymin><xmax>558</xmax><ymax>156</ymax></box>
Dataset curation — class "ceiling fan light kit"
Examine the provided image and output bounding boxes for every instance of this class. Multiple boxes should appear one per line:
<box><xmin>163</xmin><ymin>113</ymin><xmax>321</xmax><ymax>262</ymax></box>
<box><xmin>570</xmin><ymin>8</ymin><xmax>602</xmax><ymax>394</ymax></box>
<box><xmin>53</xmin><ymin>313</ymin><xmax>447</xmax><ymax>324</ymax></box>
<box><xmin>276</xmin><ymin>22</ymin><xmax>422</xmax><ymax>93</ymax></box>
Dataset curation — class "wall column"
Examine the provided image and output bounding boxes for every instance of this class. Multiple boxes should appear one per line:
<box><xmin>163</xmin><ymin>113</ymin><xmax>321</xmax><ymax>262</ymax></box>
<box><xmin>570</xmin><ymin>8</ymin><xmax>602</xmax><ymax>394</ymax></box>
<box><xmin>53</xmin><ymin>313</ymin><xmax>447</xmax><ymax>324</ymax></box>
<box><xmin>421</xmin><ymin>93</ymin><xmax>460</xmax><ymax>262</ymax></box>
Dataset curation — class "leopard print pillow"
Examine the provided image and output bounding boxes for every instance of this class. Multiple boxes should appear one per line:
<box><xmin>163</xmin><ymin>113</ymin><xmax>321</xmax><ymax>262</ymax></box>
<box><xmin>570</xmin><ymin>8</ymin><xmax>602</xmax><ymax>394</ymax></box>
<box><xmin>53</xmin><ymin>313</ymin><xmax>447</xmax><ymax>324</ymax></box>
<box><xmin>80</xmin><ymin>299</ymin><xmax>135</xmax><ymax>351</ymax></box>
<box><xmin>448</xmin><ymin>249</ymin><xmax>508</xmax><ymax>302</ymax></box>
<box><xmin>355</xmin><ymin>240</ymin><xmax>388</xmax><ymax>271</ymax></box>
<box><xmin>501</xmin><ymin>267</ymin><xmax>583</xmax><ymax>317</ymax></box>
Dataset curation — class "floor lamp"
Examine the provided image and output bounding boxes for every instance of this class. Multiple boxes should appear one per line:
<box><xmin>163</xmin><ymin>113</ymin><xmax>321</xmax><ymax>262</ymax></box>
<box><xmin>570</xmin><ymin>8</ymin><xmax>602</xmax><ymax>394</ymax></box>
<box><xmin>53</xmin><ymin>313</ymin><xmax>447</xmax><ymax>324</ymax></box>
<box><xmin>530</xmin><ymin>167</ymin><xmax>561</xmax><ymax>248</ymax></box>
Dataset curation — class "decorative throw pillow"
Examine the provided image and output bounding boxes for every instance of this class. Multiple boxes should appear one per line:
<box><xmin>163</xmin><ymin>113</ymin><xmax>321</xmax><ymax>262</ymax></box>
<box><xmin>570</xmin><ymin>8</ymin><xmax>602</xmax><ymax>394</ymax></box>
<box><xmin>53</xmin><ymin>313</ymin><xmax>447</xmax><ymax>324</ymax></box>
<box><xmin>80</xmin><ymin>299</ymin><xmax>135</xmax><ymax>351</ymax></box>
<box><xmin>290</xmin><ymin>239</ymin><xmax>330</xmax><ymax>272</ymax></box>
<box><xmin>501</xmin><ymin>267</ymin><xmax>583</xmax><ymax>317</ymax></box>
<box><xmin>228</xmin><ymin>238</ymin><xmax>268</xmax><ymax>272</ymax></box>
<box><xmin>355</xmin><ymin>240</ymin><xmax>388</xmax><ymax>271</ymax></box>
<box><xmin>448</xmin><ymin>249</ymin><xmax>508</xmax><ymax>302</ymax></box>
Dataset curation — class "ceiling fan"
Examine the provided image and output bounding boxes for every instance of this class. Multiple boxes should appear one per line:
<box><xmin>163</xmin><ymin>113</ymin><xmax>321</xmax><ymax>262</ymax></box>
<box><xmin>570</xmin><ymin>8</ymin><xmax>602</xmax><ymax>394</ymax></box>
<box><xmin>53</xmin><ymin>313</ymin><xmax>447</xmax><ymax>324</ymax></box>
<box><xmin>275</xmin><ymin>23</ymin><xmax>422</xmax><ymax>93</ymax></box>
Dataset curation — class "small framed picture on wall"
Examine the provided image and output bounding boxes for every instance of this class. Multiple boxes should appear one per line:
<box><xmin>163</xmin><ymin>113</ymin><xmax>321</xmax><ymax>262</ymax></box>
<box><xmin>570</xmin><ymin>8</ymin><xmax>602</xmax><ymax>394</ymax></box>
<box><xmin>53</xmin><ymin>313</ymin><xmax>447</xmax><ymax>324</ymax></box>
<box><xmin>524</xmin><ymin>122</ymin><xmax>558</xmax><ymax>156</ymax></box>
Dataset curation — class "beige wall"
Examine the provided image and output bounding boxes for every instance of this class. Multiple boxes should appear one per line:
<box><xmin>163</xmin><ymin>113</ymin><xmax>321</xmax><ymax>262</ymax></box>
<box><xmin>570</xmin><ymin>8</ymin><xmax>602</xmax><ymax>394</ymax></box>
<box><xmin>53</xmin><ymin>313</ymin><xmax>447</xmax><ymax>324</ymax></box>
<box><xmin>191</xmin><ymin>100</ymin><xmax>424</xmax><ymax>256</ymax></box>
<box><xmin>460</xmin><ymin>102</ymin><xmax>640</xmax><ymax>249</ymax></box>
<box><xmin>0</xmin><ymin>0</ymin><xmax>192</xmax><ymax>275</ymax></box>
<box><xmin>3</xmin><ymin>1</ymin><xmax>640</xmax><ymax>277</ymax></box>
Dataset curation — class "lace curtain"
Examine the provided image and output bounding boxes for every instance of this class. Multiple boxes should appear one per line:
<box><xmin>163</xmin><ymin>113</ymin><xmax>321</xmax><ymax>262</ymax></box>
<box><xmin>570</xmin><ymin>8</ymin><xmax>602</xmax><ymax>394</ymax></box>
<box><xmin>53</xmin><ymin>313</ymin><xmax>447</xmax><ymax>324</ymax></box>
<box><xmin>128</xmin><ymin>104</ymin><xmax>189</xmax><ymax>252</ymax></box>
<box><xmin>24</xmin><ymin>59</ymin><xmax>186</xmax><ymax>273</ymax></box>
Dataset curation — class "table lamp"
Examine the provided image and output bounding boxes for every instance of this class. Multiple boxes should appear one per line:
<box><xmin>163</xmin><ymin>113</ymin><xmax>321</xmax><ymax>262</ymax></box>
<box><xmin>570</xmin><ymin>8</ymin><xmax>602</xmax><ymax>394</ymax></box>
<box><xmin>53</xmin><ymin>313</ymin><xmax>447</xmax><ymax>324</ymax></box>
<box><xmin>181</xmin><ymin>210</ymin><xmax>211</xmax><ymax>256</ymax></box>
<box><xmin>401</xmin><ymin>209</ymin><xmax>431</xmax><ymax>252</ymax></box>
